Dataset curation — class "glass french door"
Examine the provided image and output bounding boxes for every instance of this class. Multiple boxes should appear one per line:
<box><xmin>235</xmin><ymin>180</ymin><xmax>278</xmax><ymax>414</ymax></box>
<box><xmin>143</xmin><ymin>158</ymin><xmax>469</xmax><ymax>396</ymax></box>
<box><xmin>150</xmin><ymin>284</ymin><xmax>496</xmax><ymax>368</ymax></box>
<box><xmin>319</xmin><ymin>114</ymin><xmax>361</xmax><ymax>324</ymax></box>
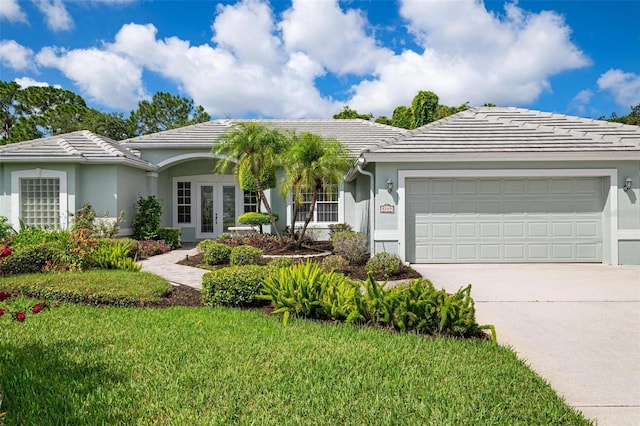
<box><xmin>196</xmin><ymin>183</ymin><xmax>236</xmax><ymax>239</ymax></box>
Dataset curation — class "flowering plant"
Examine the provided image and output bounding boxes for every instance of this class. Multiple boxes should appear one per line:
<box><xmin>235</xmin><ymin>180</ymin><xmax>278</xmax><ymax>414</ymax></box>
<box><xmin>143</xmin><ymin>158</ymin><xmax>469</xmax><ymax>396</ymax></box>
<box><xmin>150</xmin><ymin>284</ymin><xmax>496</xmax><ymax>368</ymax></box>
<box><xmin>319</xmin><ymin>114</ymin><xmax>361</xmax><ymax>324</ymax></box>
<box><xmin>0</xmin><ymin>292</ymin><xmax>56</xmax><ymax>323</ymax></box>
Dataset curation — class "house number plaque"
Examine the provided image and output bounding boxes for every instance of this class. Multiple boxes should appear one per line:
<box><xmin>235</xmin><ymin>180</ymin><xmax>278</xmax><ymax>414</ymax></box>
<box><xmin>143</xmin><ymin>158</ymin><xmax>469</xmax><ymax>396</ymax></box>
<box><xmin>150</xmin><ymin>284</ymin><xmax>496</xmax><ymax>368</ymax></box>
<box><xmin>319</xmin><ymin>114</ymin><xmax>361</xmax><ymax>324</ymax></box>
<box><xmin>379</xmin><ymin>203</ymin><xmax>394</xmax><ymax>214</ymax></box>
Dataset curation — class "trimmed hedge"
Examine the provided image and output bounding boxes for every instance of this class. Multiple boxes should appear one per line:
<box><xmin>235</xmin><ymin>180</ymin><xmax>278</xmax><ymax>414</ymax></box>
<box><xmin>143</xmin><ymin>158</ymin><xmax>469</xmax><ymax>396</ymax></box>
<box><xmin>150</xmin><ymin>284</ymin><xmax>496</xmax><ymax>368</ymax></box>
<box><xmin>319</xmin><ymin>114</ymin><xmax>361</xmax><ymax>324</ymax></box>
<box><xmin>203</xmin><ymin>242</ymin><xmax>232</xmax><ymax>265</ymax></box>
<box><xmin>230</xmin><ymin>245</ymin><xmax>262</xmax><ymax>266</ymax></box>
<box><xmin>0</xmin><ymin>243</ymin><xmax>58</xmax><ymax>276</ymax></box>
<box><xmin>201</xmin><ymin>265</ymin><xmax>268</xmax><ymax>307</ymax></box>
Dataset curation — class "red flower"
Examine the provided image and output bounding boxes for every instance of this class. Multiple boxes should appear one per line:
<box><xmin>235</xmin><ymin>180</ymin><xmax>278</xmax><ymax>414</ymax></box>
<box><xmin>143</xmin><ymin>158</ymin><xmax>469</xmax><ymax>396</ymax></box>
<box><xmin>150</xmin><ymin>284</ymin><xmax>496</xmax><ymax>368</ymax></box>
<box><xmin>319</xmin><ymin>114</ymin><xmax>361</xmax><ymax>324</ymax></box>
<box><xmin>0</xmin><ymin>308</ymin><xmax>5</xmax><ymax>316</ymax></box>
<box><xmin>32</xmin><ymin>303</ymin><xmax>44</xmax><ymax>314</ymax></box>
<box><xmin>0</xmin><ymin>291</ymin><xmax>11</xmax><ymax>302</ymax></box>
<box><xmin>15</xmin><ymin>312</ymin><xmax>26</xmax><ymax>322</ymax></box>
<box><xmin>54</xmin><ymin>301</ymin><xmax>61</xmax><ymax>308</ymax></box>
<box><xmin>0</xmin><ymin>247</ymin><xmax>11</xmax><ymax>257</ymax></box>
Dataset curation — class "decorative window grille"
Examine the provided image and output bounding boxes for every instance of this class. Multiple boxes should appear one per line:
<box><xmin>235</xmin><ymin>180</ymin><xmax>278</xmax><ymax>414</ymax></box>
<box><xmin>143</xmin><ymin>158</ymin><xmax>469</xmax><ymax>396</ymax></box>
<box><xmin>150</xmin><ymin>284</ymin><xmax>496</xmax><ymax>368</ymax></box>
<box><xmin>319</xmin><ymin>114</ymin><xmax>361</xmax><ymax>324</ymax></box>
<box><xmin>244</xmin><ymin>191</ymin><xmax>259</xmax><ymax>213</ymax></box>
<box><xmin>294</xmin><ymin>181</ymin><xmax>339</xmax><ymax>223</ymax></box>
<box><xmin>20</xmin><ymin>178</ymin><xmax>60</xmax><ymax>228</ymax></box>
<box><xmin>177</xmin><ymin>181</ymin><xmax>191</xmax><ymax>223</ymax></box>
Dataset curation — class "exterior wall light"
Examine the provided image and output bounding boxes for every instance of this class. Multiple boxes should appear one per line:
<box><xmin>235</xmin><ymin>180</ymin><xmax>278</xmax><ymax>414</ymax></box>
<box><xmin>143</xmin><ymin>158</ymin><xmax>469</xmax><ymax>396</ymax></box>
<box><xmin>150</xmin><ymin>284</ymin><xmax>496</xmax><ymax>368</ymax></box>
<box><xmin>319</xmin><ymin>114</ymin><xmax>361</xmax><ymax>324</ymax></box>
<box><xmin>387</xmin><ymin>179</ymin><xmax>394</xmax><ymax>193</ymax></box>
<box><xmin>623</xmin><ymin>177</ymin><xmax>632</xmax><ymax>192</ymax></box>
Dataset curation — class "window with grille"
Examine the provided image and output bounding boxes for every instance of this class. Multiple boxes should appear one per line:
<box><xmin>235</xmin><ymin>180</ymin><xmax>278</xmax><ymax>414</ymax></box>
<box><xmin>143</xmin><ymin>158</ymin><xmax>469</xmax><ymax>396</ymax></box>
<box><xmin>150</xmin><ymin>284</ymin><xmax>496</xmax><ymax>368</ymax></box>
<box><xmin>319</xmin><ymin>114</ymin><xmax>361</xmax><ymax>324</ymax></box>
<box><xmin>177</xmin><ymin>181</ymin><xmax>191</xmax><ymax>223</ymax></box>
<box><xmin>20</xmin><ymin>178</ymin><xmax>60</xmax><ymax>228</ymax></box>
<box><xmin>294</xmin><ymin>182</ymin><xmax>339</xmax><ymax>223</ymax></box>
<box><xmin>244</xmin><ymin>191</ymin><xmax>259</xmax><ymax>213</ymax></box>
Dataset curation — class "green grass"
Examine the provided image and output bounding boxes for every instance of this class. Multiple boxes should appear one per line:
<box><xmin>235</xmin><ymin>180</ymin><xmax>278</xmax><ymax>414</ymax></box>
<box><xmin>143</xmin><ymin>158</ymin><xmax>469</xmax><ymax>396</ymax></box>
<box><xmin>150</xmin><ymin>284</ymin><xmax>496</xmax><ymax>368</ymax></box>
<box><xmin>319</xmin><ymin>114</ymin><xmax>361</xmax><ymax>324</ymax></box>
<box><xmin>0</xmin><ymin>270</ymin><xmax>171</xmax><ymax>306</ymax></box>
<box><xmin>0</xmin><ymin>303</ymin><xmax>591</xmax><ymax>425</ymax></box>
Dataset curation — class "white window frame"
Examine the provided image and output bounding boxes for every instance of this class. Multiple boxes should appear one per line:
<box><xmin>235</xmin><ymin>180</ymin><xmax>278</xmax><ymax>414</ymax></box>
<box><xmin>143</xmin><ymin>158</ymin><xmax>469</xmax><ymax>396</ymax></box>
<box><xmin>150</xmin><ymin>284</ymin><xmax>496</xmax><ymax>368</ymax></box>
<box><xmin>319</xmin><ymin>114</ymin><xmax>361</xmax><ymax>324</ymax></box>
<box><xmin>176</xmin><ymin>181</ymin><xmax>192</xmax><ymax>224</ymax></box>
<box><xmin>11</xmin><ymin>169</ymin><xmax>68</xmax><ymax>229</ymax></box>
<box><xmin>287</xmin><ymin>182</ymin><xmax>344</xmax><ymax>226</ymax></box>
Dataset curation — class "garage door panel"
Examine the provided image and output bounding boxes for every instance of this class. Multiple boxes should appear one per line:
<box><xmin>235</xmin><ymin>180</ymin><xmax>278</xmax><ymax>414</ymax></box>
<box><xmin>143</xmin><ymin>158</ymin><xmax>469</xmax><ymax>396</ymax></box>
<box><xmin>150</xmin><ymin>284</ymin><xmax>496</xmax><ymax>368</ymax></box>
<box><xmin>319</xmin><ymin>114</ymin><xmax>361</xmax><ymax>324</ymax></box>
<box><xmin>504</xmin><ymin>244</ymin><xmax>526</xmax><ymax>260</ymax></box>
<box><xmin>528</xmin><ymin>222</ymin><xmax>549</xmax><ymax>238</ymax></box>
<box><xmin>432</xmin><ymin>223</ymin><xmax>452</xmax><ymax>238</ymax></box>
<box><xmin>480</xmin><ymin>223</ymin><xmax>501</xmax><ymax>237</ymax></box>
<box><xmin>407</xmin><ymin>177</ymin><xmax>603</xmax><ymax>263</ymax></box>
<box><xmin>504</xmin><ymin>222</ymin><xmax>525</xmax><ymax>238</ymax></box>
<box><xmin>480</xmin><ymin>245</ymin><xmax>501</xmax><ymax>260</ymax></box>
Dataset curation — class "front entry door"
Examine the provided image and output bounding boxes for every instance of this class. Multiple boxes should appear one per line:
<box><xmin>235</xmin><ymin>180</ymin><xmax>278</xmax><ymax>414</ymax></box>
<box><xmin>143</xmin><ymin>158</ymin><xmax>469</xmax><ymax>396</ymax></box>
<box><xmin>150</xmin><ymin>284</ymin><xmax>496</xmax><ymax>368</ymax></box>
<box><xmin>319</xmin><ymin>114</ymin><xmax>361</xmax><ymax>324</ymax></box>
<box><xmin>196</xmin><ymin>184</ymin><xmax>237</xmax><ymax>239</ymax></box>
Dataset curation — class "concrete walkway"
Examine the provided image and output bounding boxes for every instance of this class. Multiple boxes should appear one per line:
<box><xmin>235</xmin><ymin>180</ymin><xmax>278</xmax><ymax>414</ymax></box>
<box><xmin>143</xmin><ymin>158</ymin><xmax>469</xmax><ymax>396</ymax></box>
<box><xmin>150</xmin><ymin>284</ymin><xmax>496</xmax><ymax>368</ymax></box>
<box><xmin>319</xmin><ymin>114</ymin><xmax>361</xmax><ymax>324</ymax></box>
<box><xmin>411</xmin><ymin>263</ymin><xmax>640</xmax><ymax>426</ymax></box>
<box><xmin>139</xmin><ymin>245</ymin><xmax>205</xmax><ymax>289</ymax></box>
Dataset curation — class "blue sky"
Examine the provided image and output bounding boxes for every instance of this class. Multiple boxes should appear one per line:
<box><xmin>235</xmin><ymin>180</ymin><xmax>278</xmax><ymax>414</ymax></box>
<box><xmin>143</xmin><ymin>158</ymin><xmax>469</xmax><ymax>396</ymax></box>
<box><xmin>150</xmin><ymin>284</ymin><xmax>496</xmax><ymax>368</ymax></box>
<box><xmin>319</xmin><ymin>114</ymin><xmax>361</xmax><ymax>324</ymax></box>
<box><xmin>1</xmin><ymin>0</ymin><xmax>638</xmax><ymax>120</ymax></box>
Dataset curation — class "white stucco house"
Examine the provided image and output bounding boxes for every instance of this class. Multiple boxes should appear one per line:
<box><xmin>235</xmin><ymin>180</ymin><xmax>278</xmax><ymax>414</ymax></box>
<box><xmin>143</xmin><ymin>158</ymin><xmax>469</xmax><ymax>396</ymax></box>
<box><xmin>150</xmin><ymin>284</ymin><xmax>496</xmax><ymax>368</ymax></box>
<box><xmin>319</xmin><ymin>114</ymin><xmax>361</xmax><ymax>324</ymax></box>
<box><xmin>1</xmin><ymin>107</ymin><xmax>639</xmax><ymax>264</ymax></box>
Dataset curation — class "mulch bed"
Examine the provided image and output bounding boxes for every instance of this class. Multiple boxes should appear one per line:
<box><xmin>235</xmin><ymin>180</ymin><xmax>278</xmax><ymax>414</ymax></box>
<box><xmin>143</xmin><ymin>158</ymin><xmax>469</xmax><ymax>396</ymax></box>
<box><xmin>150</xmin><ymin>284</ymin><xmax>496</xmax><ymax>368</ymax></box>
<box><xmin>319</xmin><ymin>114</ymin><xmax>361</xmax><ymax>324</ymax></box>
<box><xmin>163</xmin><ymin>241</ymin><xmax>421</xmax><ymax>308</ymax></box>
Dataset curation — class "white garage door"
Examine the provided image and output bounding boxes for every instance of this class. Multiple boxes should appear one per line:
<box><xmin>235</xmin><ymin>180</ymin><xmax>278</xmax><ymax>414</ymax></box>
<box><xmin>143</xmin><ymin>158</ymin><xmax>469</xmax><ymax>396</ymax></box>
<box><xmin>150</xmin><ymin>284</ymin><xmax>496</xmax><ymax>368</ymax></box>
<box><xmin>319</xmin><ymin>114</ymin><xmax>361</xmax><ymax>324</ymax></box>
<box><xmin>406</xmin><ymin>177</ymin><xmax>604</xmax><ymax>263</ymax></box>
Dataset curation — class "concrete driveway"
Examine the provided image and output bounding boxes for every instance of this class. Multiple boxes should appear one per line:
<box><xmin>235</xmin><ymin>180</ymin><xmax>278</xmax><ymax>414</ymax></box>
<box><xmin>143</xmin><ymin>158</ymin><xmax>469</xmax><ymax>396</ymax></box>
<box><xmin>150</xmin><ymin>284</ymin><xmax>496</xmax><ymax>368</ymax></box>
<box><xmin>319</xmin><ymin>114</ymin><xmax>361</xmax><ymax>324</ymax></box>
<box><xmin>410</xmin><ymin>263</ymin><xmax>640</xmax><ymax>426</ymax></box>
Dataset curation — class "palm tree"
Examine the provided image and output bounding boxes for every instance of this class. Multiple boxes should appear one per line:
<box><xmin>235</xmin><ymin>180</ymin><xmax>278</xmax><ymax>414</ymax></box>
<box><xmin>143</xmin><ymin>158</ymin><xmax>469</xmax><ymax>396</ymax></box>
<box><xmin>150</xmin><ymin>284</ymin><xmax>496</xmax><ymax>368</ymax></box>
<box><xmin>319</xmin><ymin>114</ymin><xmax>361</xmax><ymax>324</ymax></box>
<box><xmin>212</xmin><ymin>122</ymin><xmax>288</xmax><ymax>243</ymax></box>
<box><xmin>281</xmin><ymin>132</ymin><xmax>351</xmax><ymax>248</ymax></box>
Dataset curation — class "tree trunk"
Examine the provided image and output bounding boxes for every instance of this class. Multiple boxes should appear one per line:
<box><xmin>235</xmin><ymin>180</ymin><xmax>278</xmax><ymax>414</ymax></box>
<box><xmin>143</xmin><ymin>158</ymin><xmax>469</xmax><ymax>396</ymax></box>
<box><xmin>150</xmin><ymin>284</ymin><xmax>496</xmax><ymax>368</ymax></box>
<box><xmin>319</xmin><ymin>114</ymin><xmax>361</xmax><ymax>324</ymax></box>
<box><xmin>254</xmin><ymin>174</ymin><xmax>284</xmax><ymax>245</ymax></box>
<box><xmin>297</xmin><ymin>188</ymin><xmax>319</xmax><ymax>249</ymax></box>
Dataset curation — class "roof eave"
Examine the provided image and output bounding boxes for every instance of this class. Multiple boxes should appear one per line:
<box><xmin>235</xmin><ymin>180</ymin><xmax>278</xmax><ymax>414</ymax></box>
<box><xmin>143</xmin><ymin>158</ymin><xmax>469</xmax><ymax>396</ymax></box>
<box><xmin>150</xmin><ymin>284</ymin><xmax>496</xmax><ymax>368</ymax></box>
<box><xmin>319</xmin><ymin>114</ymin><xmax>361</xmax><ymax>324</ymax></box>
<box><xmin>361</xmin><ymin>151</ymin><xmax>640</xmax><ymax>163</ymax></box>
<box><xmin>0</xmin><ymin>156</ymin><xmax>157</xmax><ymax>171</ymax></box>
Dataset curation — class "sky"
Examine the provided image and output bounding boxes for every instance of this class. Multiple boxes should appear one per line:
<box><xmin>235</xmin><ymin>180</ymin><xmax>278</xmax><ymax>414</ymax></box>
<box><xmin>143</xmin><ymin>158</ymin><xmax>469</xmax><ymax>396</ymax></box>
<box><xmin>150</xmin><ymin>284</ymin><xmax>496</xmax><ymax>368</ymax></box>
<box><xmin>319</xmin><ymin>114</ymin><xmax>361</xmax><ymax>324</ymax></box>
<box><xmin>1</xmin><ymin>0</ymin><xmax>639</xmax><ymax>121</ymax></box>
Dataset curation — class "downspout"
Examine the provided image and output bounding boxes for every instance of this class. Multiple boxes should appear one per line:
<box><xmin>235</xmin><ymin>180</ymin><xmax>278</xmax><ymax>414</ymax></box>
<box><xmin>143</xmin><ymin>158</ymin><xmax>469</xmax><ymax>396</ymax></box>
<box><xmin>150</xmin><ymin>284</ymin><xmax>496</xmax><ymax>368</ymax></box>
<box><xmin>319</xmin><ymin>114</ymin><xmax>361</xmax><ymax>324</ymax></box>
<box><xmin>356</xmin><ymin>159</ymin><xmax>375</xmax><ymax>256</ymax></box>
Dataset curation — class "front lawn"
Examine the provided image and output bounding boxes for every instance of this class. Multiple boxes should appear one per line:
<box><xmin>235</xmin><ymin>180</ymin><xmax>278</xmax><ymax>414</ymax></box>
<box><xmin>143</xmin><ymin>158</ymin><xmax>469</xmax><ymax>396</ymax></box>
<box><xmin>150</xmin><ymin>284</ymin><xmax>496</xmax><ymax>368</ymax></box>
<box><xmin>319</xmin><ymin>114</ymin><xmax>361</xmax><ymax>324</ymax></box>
<box><xmin>0</xmin><ymin>270</ymin><xmax>172</xmax><ymax>306</ymax></box>
<box><xmin>0</xmin><ymin>303</ymin><xmax>590</xmax><ymax>425</ymax></box>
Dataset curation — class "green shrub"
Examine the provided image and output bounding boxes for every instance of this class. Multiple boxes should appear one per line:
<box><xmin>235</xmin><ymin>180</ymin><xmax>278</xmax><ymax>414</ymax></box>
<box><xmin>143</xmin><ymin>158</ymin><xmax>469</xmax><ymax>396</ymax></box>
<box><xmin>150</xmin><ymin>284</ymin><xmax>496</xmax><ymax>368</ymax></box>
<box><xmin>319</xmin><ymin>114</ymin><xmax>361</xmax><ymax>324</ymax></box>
<box><xmin>0</xmin><ymin>216</ymin><xmax>15</xmax><ymax>243</ymax></box>
<box><xmin>230</xmin><ymin>245</ymin><xmax>263</xmax><ymax>266</ymax></box>
<box><xmin>237</xmin><ymin>212</ymin><xmax>278</xmax><ymax>233</ymax></box>
<box><xmin>197</xmin><ymin>239</ymin><xmax>216</xmax><ymax>253</ymax></box>
<box><xmin>132</xmin><ymin>196</ymin><xmax>162</xmax><ymax>240</ymax></box>
<box><xmin>267</xmin><ymin>257</ymin><xmax>294</xmax><ymax>270</ymax></box>
<box><xmin>321</xmin><ymin>255</ymin><xmax>349</xmax><ymax>273</ymax></box>
<box><xmin>0</xmin><ymin>243</ymin><xmax>59</xmax><ymax>276</ymax></box>
<box><xmin>261</xmin><ymin>261</ymin><xmax>364</xmax><ymax>325</ymax></box>
<box><xmin>201</xmin><ymin>265</ymin><xmax>267</xmax><ymax>306</ymax></box>
<box><xmin>203</xmin><ymin>242</ymin><xmax>232</xmax><ymax>265</ymax></box>
<box><xmin>91</xmin><ymin>240</ymin><xmax>141</xmax><ymax>272</ymax></box>
<box><xmin>10</xmin><ymin>226</ymin><xmax>62</xmax><ymax>250</ymax></box>
<box><xmin>362</xmin><ymin>274</ymin><xmax>493</xmax><ymax>341</ymax></box>
<box><xmin>332</xmin><ymin>232</ymin><xmax>369</xmax><ymax>265</ymax></box>
<box><xmin>328</xmin><ymin>223</ymin><xmax>352</xmax><ymax>239</ymax></box>
<box><xmin>155</xmin><ymin>228</ymin><xmax>181</xmax><ymax>249</ymax></box>
<box><xmin>366</xmin><ymin>252</ymin><xmax>402</xmax><ymax>279</ymax></box>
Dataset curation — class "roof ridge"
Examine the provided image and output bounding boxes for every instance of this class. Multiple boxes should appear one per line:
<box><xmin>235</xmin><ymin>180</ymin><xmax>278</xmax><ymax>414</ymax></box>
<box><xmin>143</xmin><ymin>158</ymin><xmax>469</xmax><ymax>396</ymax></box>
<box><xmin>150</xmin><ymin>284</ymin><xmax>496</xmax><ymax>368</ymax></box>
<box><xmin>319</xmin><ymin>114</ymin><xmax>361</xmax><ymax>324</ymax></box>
<box><xmin>82</xmin><ymin>130</ymin><xmax>124</xmax><ymax>157</ymax></box>
<box><xmin>56</xmin><ymin>137</ymin><xmax>82</xmax><ymax>156</ymax></box>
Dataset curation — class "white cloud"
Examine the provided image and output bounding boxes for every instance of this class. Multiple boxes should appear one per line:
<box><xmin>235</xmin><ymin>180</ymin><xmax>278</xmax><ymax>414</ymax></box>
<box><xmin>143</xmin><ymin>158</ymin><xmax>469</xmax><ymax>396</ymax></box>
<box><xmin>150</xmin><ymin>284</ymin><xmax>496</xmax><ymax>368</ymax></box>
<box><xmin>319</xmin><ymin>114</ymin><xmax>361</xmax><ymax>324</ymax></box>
<box><xmin>25</xmin><ymin>0</ymin><xmax>594</xmax><ymax>119</ymax></box>
<box><xmin>14</xmin><ymin>77</ymin><xmax>62</xmax><ymax>89</ymax></box>
<box><xmin>0</xmin><ymin>39</ymin><xmax>34</xmax><ymax>70</ymax></box>
<box><xmin>0</xmin><ymin>0</ymin><xmax>27</xmax><ymax>23</ymax></box>
<box><xmin>347</xmin><ymin>0</ymin><xmax>590</xmax><ymax>116</ymax></box>
<box><xmin>568</xmin><ymin>89</ymin><xmax>593</xmax><ymax>115</ymax></box>
<box><xmin>597</xmin><ymin>69</ymin><xmax>640</xmax><ymax>108</ymax></box>
<box><xmin>279</xmin><ymin>0</ymin><xmax>393</xmax><ymax>75</ymax></box>
<box><xmin>211</xmin><ymin>0</ymin><xmax>283</xmax><ymax>70</ymax></box>
<box><xmin>35</xmin><ymin>0</ymin><xmax>74</xmax><ymax>32</ymax></box>
<box><xmin>108</xmin><ymin>20</ymin><xmax>336</xmax><ymax>117</ymax></box>
<box><xmin>35</xmin><ymin>46</ymin><xmax>146</xmax><ymax>110</ymax></box>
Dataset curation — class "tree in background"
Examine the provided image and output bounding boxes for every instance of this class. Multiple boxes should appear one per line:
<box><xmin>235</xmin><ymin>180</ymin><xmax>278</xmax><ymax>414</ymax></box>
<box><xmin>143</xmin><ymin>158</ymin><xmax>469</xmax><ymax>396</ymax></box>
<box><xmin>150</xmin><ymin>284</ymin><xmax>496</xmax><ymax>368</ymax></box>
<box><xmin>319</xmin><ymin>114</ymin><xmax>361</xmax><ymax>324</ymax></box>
<box><xmin>1</xmin><ymin>82</ymin><xmax>211</xmax><ymax>144</ymax></box>
<box><xmin>212</xmin><ymin>122</ymin><xmax>289</xmax><ymax>244</ymax></box>
<box><xmin>600</xmin><ymin>104</ymin><xmax>640</xmax><ymax>126</ymax></box>
<box><xmin>281</xmin><ymin>132</ymin><xmax>351</xmax><ymax>248</ymax></box>
<box><xmin>391</xmin><ymin>105</ymin><xmax>413</xmax><ymax>129</ymax></box>
<box><xmin>128</xmin><ymin>91</ymin><xmax>210</xmax><ymax>136</ymax></box>
<box><xmin>332</xmin><ymin>90</ymin><xmax>475</xmax><ymax>130</ymax></box>
<box><xmin>333</xmin><ymin>106</ymin><xmax>373</xmax><ymax>120</ymax></box>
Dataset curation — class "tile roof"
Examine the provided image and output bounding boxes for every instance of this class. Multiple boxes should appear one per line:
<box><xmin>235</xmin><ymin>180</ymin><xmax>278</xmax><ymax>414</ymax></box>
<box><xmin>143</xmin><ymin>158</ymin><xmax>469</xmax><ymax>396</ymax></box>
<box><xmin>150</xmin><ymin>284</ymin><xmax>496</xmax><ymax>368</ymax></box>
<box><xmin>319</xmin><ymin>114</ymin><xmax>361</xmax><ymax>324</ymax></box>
<box><xmin>367</xmin><ymin>107</ymin><xmax>640</xmax><ymax>157</ymax></box>
<box><xmin>0</xmin><ymin>130</ymin><xmax>154</xmax><ymax>169</ymax></box>
<box><xmin>121</xmin><ymin>119</ymin><xmax>408</xmax><ymax>156</ymax></box>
